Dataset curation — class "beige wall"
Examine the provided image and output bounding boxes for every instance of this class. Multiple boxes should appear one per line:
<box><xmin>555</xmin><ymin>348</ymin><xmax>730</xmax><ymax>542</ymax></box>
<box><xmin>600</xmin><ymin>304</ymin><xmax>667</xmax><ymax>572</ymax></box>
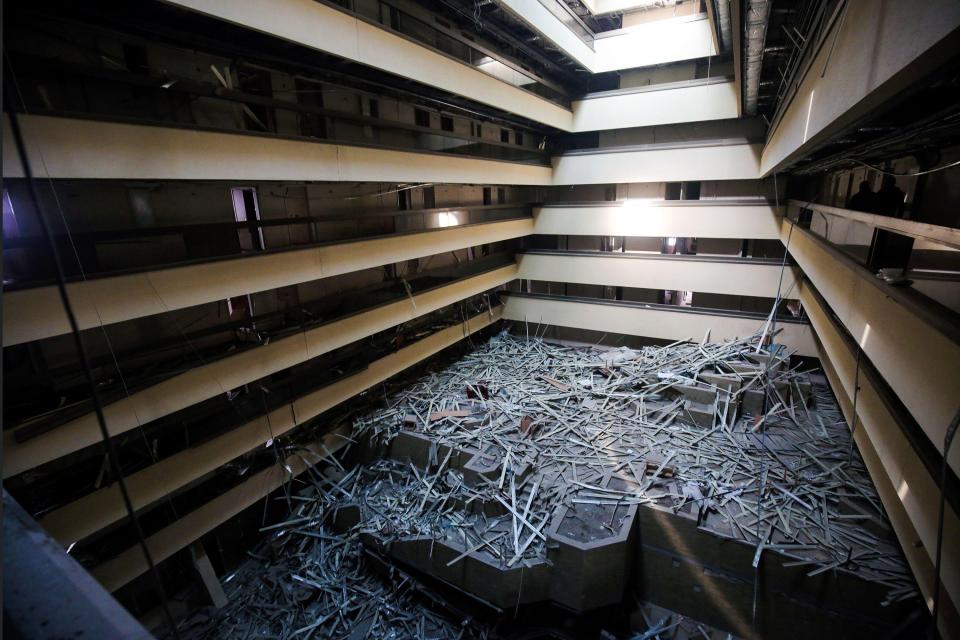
<box><xmin>533</xmin><ymin>203</ymin><xmax>783</xmax><ymax>239</ymax></box>
<box><xmin>552</xmin><ymin>143</ymin><xmax>763</xmax><ymax>184</ymax></box>
<box><xmin>2</xmin><ymin>115</ymin><xmax>553</xmax><ymax>185</ymax></box>
<box><xmin>518</xmin><ymin>253</ymin><xmax>799</xmax><ymax>299</ymax></box>
<box><xmin>162</xmin><ymin>0</ymin><xmax>575</xmax><ymax>130</ymax></box>
<box><xmin>783</xmin><ymin>219</ymin><xmax>960</xmax><ymax>475</ymax></box>
<box><xmin>2</xmin><ymin>217</ymin><xmax>532</xmax><ymax>345</ymax></box>
<box><xmin>802</xmin><ymin>285</ymin><xmax>960</xmax><ymax>638</ymax></box>
<box><xmin>571</xmin><ymin>81</ymin><xmax>738</xmax><ymax>132</ymax></box>
<box><xmin>502</xmin><ymin>294</ymin><xmax>816</xmax><ymax>355</ymax></box>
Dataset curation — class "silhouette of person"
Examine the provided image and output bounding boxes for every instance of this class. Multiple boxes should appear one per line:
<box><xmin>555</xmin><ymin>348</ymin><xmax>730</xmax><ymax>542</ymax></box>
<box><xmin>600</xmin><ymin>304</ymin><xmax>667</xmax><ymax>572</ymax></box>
<box><xmin>846</xmin><ymin>180</ymin><xmax>876</xmax><ymax>212</ymax></box>
<box><xmin>875</xmin><ymin>175</ymin><xmax>906</xmax><ymax>218</ymax></box>
<box><xmin>867</xmin><ymin>175</ymin><xmax>913</xmax><ymax>273</ymax></box>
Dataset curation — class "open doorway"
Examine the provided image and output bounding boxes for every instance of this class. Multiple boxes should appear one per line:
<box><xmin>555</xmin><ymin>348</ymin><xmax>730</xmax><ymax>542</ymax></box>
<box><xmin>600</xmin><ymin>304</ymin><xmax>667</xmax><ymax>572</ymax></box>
<box><xmin>231</xmin><ymin>187</ymin><xmax>265</xmax><ymax>252</ymax></box>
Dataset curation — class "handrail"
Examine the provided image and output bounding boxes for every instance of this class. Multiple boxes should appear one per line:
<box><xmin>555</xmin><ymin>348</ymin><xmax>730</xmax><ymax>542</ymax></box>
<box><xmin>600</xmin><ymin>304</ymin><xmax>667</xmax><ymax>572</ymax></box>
<box><xmin>503</xmin><ymin>291</ymin><xmax>808</xmax><ymax>323</ymax></box>
<box><xmin>782</xmin><ymin>215</ymin><xmax>960</xmax><ymax>345</ymax></box>
<box><xmin>520</xmin><ymin>249</ymin><xmax>786</xmax><ymax>265</ymax></box>
<box><xmin>558</xmin><ymin>137</ymin><xmax>759</xmax><ymax>157</ymax></box>
<box><xmin>3</xmin><ymin>215</ymin><xmax>531</xmax><ymax>289</ymax></box>
<box><xmin>316</xmin><ymin>0</ymin><xmax>573</xmax><ymax>107</ymax></box>
<box><xmin>788</xmin><ymin>199</ymin><xmax>960</xmax><ymax>250</ymax></box>
<box><xmin>3</xmin><ymin>204</ymin><xmax>527</xmax><ymax>248</ymax></box>
<box><xmin>576</xmin><ymin>75</ymin><xmax>733</xmax><ymax>100</ymax></box>
<box><xmin>11</xmin><ymin>53</ymin><xmax>551</xmax><ymax>160</ymax></box>
<box><xmin>538</xmin><ymin>198</ymin><xmax>776</xmax><ymax>208</ymax></box>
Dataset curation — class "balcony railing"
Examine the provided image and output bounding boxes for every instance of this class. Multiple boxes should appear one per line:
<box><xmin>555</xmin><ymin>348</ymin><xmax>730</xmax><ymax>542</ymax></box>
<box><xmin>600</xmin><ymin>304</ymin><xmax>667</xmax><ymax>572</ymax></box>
<box><xmin>787</xmin><ymin>199</ymin><xmax>960</xmax><ymax>315</ymax></box>
<box><xmin>2</xmin><ymin>204</ymin><xmax>530</xmax><ymax>288</ymax></box>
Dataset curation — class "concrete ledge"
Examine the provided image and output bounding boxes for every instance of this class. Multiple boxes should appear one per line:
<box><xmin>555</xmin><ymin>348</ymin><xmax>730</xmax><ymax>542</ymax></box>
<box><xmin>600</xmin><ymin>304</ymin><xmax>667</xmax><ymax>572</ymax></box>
<box><xmin>41</xmin><ymin>309</ymin><xmax>503</xmax><ymax>547</ymax></box>
<box><xmin>501</xmin><ymin>294</ymin><xmax>817</xmax><ymax>357</ymax></box>
<box><xmin>7</xmin><ymin>267</ymin><xmax>516</xmax><ymax>480</ymax></box>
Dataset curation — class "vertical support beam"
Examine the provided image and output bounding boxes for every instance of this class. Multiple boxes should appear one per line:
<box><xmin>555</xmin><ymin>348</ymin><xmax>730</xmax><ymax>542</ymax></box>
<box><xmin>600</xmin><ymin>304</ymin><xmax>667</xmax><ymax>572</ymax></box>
<box><xmin>731</xmin><ymin>0</ymin><xmax>743</xmax><ymax>117</ymax></box>
<box><xmin>190</xmin><ymin>543</ymin><xmax>228</xmax><ymax>609</ymax></box>
<box><xmin>704</xmin><ymin>0</ymin><xmax>722</xmax><ymax>62</ymax></box>
<box><xmin>2</xmin><ymin>491</ymin><xmax>151</xmax><ymax>639</ymax></box>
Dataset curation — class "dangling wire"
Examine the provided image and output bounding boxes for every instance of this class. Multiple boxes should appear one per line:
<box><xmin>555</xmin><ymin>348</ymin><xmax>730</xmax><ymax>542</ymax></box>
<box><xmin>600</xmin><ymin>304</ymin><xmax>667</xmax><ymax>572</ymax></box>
<box><xmin>931</xmin><ymin>408</ymin><xmax>960</xmax><ymax>636</ymax></box>
<box><xmin>846</xmin><ymin>346</ymin><xmax>862</xmax><ymax>465</ymax></box>
<box><xmin>4</xmin><ymin>56</ymin><xmax>185</xmax><ymax>528</ymax></box>
<box><xmin>4</xmin><ymin>107</ymin><xmax>181</xmax><ymax>639</ymax></box>
<box><xmin>473</xmin><ymin>0</ymin><xmax>484</xmax><ymax>32</ymax></box>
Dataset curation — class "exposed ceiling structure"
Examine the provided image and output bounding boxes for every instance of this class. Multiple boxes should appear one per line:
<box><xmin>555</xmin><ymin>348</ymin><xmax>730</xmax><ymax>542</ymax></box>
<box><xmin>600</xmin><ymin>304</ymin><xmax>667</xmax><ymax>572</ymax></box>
<box><xmin>749</xmin><ymin>0</ymin><xmax>960</xmax><ymax>174</ymax></box>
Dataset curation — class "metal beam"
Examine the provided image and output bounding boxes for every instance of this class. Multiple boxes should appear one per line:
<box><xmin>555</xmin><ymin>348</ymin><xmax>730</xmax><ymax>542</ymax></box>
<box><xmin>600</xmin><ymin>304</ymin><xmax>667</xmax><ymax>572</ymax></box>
<box><xmin>704</xmin><ymin>0</ymin><xmax>722</xmax><ymax>60</ymax></box>
<box><xmin>88</xmin><ymin>307</ymin><xmax>500</xmax><ymax>591</ymax></box>
<box><xmin>501</xmin><ymin>293</ymin><xmax>816</xmax><ymax>355</ymax></box>
<box><xmin>788</xmin><ymin>199</ymin><xmax>960</xmax><ymax>250</ymax></box>
<box><xmin>3</xmin><ymin>217</ymin><xmax>531</xmax><ymax>346</ymax></box>
<box><xmin>5</xmin><ymin>267</ymin><xmax>515</xmax><ymax>479</ymax></box>
<box><xmin>731</xmin><ymin>0</ymin><xmax>743</xmax><ymax>117</ymax></box>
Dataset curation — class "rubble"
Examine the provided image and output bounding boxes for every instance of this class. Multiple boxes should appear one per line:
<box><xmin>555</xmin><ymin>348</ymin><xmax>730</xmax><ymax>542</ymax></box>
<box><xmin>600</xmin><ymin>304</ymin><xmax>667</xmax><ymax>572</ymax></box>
<box><xmin>178</xmin><ymin>331</ymin><xmax>916</xmax><ymax>638</ymax></box>
<box><xmin>352</xmin><ymin>332</ymin><xmax>915</xmax><ymax>604</ymax></box>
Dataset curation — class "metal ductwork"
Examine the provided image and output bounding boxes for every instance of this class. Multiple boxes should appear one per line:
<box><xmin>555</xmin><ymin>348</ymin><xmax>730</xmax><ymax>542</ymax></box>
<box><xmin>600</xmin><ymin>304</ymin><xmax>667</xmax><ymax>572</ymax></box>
<box><xmin>743</xmin><ymin>0</ymin><xmax>771</xmax><ymax>116</ymax></box>
<box><xmin>714</xmin><ymin>0</ymin><xmax>732</xmax><ymax>52</ymax></box>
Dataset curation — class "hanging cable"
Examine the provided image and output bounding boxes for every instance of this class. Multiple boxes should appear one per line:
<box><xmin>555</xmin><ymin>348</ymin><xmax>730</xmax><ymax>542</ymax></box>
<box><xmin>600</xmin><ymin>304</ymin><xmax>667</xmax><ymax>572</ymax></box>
<box><xmin>4</xmin><ymin>57</ymin><xmax>186</xmax><ymax>527</ymax></box>
<box><xmin>931</xmin><ymin>407</ymin><xmax>960</xmax><ymax>637</ymax></box>
<box><xmin>845</xmin><ymin>157</ymin><xmax>960</xmax><ymax>177</ymax></box>
<box><xmin>751</xmin><ymin>172</ymin><xmax>787</xmax><ymax>631</ymax></box>
<box><xmin>5</xmin><ymin>107</ymin><xmax>182</xmax><ymax>639</ymax></box>
<box><xmin>846</xmin><ymin>346</ymin><xmax>862</xmax><ymax>465</ymax></box>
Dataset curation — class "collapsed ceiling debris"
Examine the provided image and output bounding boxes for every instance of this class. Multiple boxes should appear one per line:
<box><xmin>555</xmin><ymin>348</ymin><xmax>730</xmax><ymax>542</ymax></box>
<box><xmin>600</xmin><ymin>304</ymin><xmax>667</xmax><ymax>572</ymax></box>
<box><xmin>175</xmin><ymin>331</ymin><xmax>916</xmax><ymax>638</ymax></box>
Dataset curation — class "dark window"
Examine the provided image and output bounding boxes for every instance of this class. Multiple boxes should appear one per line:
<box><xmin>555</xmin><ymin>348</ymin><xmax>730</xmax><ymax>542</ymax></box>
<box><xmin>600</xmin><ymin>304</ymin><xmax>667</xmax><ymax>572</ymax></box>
<box><xmin>122</xmin><ymin>43</ymin><xmax>150</xmax><ymax>74</ymax></box>
<box><xmin>500</xmin><ymin>129</ymin><xmax>510</xmax><ymax>143</ymax></box>
<box><xmin>682</xmin><ymin>181</ymin><xmax>701</xmax><ymax>200</ymax></box>
<box><xmin>296</xmin><ymin>78</ymin><xmax>326</xmax><ymax>139</ymax></box>
<box><xmin>415</xmin><ymin>108</ymin><xmax>430</xmax><ymax>127</ymax></box>
<box><xmin>369</xmin><ymin>99</ymin><xmax>379</xmax><ymax>118</ymax></box>
<box><xmin>122</xmin><ymin>43</ymin><xmax>151</xmax><ymax>100</ymax></box>
<box><xmin>515</xmin><ymin>132</ymin><xmax>524</xmax><ymax>145</ymax></box>
<box><xmin>441</xmin><ymin>116</ymin><xmax>454</xmax><ymax>132</ymax></box>
<box><xmin>237</xmin><ymin>67</ymin><xmax>274</xmax><ymax>132</ymax></box>
<box><xmin>475</xmin><ymin>124</ymin><xmax>482</xmax><ymax>138</ymax></box>
<box><xmin>497</xmin><ymin>188</ymin><xmax>507</xmax><ymax>204</ymax></box>
<box><xmin>483</xmin><ymin>187</ymin><xmax>492</xmax><ymax>205</ymax></box>
<box><xmin>231</xmin><ymin>187</ymin><xmax>264</xmax><ymax>251</ymax></box>
<box><xmin>665</xmin><ymin>182</ymin><xmax>682</xmax><ymax>200</ymax></box>
<box><xmin>423</xmin><ymin>187</ymin><xmax>436</xmax><ymax>209</ymax></box>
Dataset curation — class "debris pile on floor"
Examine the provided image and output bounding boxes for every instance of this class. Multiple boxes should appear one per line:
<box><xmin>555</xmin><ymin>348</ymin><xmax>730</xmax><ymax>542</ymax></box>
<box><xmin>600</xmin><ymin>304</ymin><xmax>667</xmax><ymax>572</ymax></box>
<box><xmin>178</xmin><ymin>331</ymin><xmax>917</xmax><ymax>638</ymax></box>
<box><xmin>351</xmin><ymin>332</ymin><xmax>915</xmax><ymax>604</ymax></box>
<box><xmin>178</xmin><ymin>517</ymin><xmax>488</xmax><ymax>639</ymax></box>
